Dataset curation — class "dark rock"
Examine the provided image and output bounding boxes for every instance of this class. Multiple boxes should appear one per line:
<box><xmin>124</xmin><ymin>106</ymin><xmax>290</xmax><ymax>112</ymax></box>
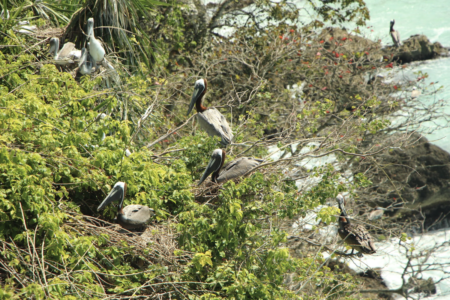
<box><xmin>407</xmin><ymin>277</ymin><xmax>436</xmax><ymax>296</ymax></box>
<box><xmin>385</xmin><ymin>34</ymin><xmax>449</xmax><ymax>63</ymax></box>
<box><xmin>353</xmin><ymin>133</ymin><xmax>450</xmax><ymax>231</ymax></box>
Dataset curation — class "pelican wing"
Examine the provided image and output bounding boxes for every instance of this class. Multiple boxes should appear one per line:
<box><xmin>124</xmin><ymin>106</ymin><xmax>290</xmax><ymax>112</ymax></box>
<box><xmin>122</xmin><ymin>205</ymin><xmax>154</xmax><ymax>226</ymax></box>
<box><xmin>217</xmin><ymin>157</ymin><xmax>263</xmax><ymax>183</ymax></box>
<box><xmin>197</xmin><ymin>108</ymin><xmax>233</xmax><ymax>146</ymax></box>
<box><xmin>97</xmin><ymin>184</ymin><xmax>124</xmax><ymax>211</ymax></box>
<box><xmin>346</xmin><ymin>224</ymin><xmax>376</xmax><ymax>254</ymax></box>
<box><xmin>69</xmin><ymin>49</ymin><xmax>82</xmax><ymax>60</ymax></box>
<box><xmin>391</xmin><ymin>31</ymin><xmax>401</xmax><ymax>46</ymax></box>
<box><xmin>58</xmin><ymin>42</ymin><xmax>76</xmax><ymax>59</ymax></box>
<box><xmin>89</xmin><ymin>39</ymin><xmax>105</xmax><ymax>63</ymax></box>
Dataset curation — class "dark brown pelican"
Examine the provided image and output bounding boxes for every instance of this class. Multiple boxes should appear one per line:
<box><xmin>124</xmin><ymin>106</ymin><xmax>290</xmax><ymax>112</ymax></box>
<box><xmin>390</xmin><ymin>20</ymin><xmax>401</xmax><ymax>47</ymax></box>
<box><xmin>97</xmin><ymin>182</ymin><xmax>155</xmax><ymax>230</ymax></box>
<box><xmin>78</xmin><ymin>47</ymin><xmax>94</xmax><ymax>75</ymax></box>
<box><xmin>187</xmin><ymin>78</ymin><xmax>234</xmax><ymax>146</ymax></box>
<box><xmin>49</xmin><ymin>37</ymin><xmax>81</xmax><ymax>65</ymax></box>
<box><xmin>198</xmin><ymin>149</ymin><xmax>263</xmax><ymax>185</ymax></box>
<box><xmin>87</xmin><ymin>18</ymin><xmax>105</xmax><ymax>69</ymax></box>
<box><xmin>336</xmin><ymin>194</ymin><xmax>376</xmax><ymax>256</ymax></box>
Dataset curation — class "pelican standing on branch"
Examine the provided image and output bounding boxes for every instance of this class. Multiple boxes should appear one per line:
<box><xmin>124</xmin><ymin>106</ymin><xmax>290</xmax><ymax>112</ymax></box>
<box><xmin>97</xmin><ymin>182</ymin><xmax>155</xmax><ymax>230</ymax></box>
<box><xmin>390</xmin><ymin>19</ymin><xmax>401</xmax><ymax>47</ymax></box>
<box><xmin>49</xmin><ymin>37</ymin><xmax>81</xmax><ymax>65</ymax></box>
<box><xmin>198</xmin><ymin>149</ymin><xmax>263</xmax><ymax>185</ymax></box>
<box><xmin>336</xmin><ymin>194</ymin><xmax>376</xmax><ymax>256</ymax></box>
<box><xmin>87</xmin><ymin>18</ymin><xmax>105</xmax><ymax>70</ymax></box>
<box><xmin>187</xmin><ymin>78</ymin><xmax>234</xmax><ymax>146</ymax></box>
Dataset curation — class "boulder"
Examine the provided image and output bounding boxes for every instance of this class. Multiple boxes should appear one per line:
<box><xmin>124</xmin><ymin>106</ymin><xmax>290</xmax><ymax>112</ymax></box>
<box><xmin>386</xmin><ymin>34</ymin><xmax>449</xmax><ymax>63</ymax></box>
<box><xmin>353</xmin><ymin>133</ymin><xmax>450</xmax><ymax>231</ymax></box>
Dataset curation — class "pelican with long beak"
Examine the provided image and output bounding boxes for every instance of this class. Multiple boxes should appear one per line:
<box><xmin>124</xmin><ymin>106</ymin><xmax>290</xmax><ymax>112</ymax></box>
<box><xmin>187</xmin><ymin>78</ymin><xmax>234</xmax><ymax>146</ymax></box>
<box><xmin>390</xmin><ymin>19</ymin><xmax>401</xmax><ymax>47</ymax></box>
<box><xmin>97</xmin><ymin>182</ymin><xmax>155</xmax><ymax>230</ymax></box>
<box><xmin>336</xmin><ymin>194</ymin><xmax>376</xmax><ymax>256</ymax></box>
<box><xmin>87</xmin><ymin>18</ymin><xmax>106</xmax><ymax>69</ymax></box>
<box><xmin>198</xmin><ymin>149</ymin><xmax>263</xmax><ymax>185</ymax></box>
<box><xmin>78</xmin><ymin>47</ymin><xmax>94</xmax><ymax>75</ymax></box>
<box><xmin>49</xmin><ymin>37</ymin><xmax>81</xmax><ymax>65</ymax></box>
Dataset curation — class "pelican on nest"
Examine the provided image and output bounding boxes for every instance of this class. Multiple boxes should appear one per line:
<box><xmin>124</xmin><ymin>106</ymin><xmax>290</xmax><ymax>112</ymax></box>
<box><xmin>48</xmin><ymin>37</ymin><xmax>81</xmax><ymax>65</ymax></box>
<box><xmin>187</xmin><ymin>78</ymin><xmax>234</xmax><ymax>146</ymax></box>
<box><xmin>336</xmin><ymin>194</ymin><xmax>376</xmax><ymax>256</ymax></box>
<box><xmin>390</xmin><ymin>19</ymin><xmax>401</xmax><ymax>47</ymax></box>
<box><xmin>97</xmin><ymin>182</ymin><xmax>155</xmax><ymax>230</ymax></box>
<box><xmin>198</xmin><ymin>149</ymin><xmax>263</xmax><ymax>186</ymax></box>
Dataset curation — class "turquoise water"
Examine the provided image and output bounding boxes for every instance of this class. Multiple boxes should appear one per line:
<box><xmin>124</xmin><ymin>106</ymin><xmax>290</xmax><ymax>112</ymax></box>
<box><xmin>361</xmin><ymin>0</ymin><xmax>450</xmax><ymax>150</ymax></box>
<box><xmin>362</xmin><ymin>0</ymin><xmax>450</xmax><ymax>46</ymax></box>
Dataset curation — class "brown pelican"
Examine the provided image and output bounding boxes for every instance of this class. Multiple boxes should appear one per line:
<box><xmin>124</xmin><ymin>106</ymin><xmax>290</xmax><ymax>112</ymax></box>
<box><xmin>336</xmin><ymin>194</ymin><xmax>376</xmax><ymax>256</ymax></box>
<box><xmin>78</xmin><ymin>47</ymin><xmax>94</xmax><ymax>75</ymax></box>
<box><xmin>49</xmin><ymin>37</ymin><xmax>81</xmax><ymax>65</ymax></box>
<box><xmin>87</xmin><ymin>18</ymin><xmax>105</xmax><ymax>69</ymax></box>
<box><xmin>97</xmin><ymin>182</ymin><xmax>155</xmax><ymax>230</ymax></box>
<box><xmin>187</xmin><ymin>78</ymin><xmax>234</xmax><ymax>146</ymax></box>
<box><xmin>198</xmin><ymin>149</ymin><xmax>263</xmax><ymax>185</ymax></box>
<box><xmin>390</xmin><ymin>20</ymin><xmax>401</xmax><ymax>47</ymax></box>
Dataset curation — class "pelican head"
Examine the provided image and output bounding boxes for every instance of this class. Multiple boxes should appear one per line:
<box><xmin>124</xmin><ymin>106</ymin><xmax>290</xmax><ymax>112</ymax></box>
<box><xmin>87</xmin><ymin>18</ymin><xmax>95</xmax><ymax>37</ymax></box>
<box><xmin>187</xmin><ymin>78</ymin><xmax>207</xmax><ymax>115</ymax></box>
<box><xmin>97</xmin><ymin>182</ymin><xmax>127</xmax><ymax>211</ymax></box>
<box><xmin>390</xmin><ymin>19</ymin><xmax>395</xmax><ymax>29</ymax></box>
<box><xmin>336</xmin><ymin>194</ymin><xmax>347</xmax><ymax>216</ymax></box>
<box><xmin>49</xmin><ymin>38</ymin><xmax>59</xmax><ymax>58</ymax></box>
<box><xmin>198</xmin><ymin>149</ymin><xmax>225</xmax><ymax>186</ymax></box>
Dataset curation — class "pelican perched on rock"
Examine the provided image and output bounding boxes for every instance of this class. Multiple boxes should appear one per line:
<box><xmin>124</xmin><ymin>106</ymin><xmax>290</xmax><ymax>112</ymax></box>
<box><xmin>97</xmin><ymin>182</ymin><xmax>155</xmax><ymax>230</ymax></box>
<box><xmin>336</xmin><ymin>194</ymin><xmax>376</xmax><ymax>256</ymax></box>
<box><xmin>49</xmin><ymin>37</ymin><xmax>81</xmax><ymax>65</ymax></box>
<box><xmin>198</xmin><ymin>149</ymin><xmax>263</xmax><ymax>185</ymax></box>
<box><xmin>86</xmin><ymin>18</ymin><xmax>105</xmax><ymax>69</ymax></box>
<box><xmin>390</xmin><ymin>20</ymin><xmax>401</xmax><ymax>47</ymax></box>
<box><xmin>78</xmin><ymin>47</ymin><xmax>94</xmax><ymax>75</ymax></box>
<box><xmin>187</xmin><ymin>78</ymin><xmax>234</xmax><ymax>146</ymax></box>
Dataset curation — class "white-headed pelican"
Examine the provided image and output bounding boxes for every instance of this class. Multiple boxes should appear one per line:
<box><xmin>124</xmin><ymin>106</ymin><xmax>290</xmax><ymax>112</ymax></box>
<box><xmin>49</xmin><ymin>37</ymin><xmax>81</xmax><ymax>65</ymax></box>
<box><xmin>187</xmin><ymin>78</ymin><xmax>234</xmax><ymax>146</ymax></box>
<box><xmin>87</xmin><ymin>18</ymin><xmax>105</xmax><ymax>69</ymax></box>
<box><xmin>97</xmin><ymin>182</ymin><xmax>155</xmax><ymax>230</ymax></box>
<box><xmin>390</xmin><ymin>20</ymin><xmax>401</xmax><ymax>47</ymax></box>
